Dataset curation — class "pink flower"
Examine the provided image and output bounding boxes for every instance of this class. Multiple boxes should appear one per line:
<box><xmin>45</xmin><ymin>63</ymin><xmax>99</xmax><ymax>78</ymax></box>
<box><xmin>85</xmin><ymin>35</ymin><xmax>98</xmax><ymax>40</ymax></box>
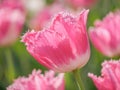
<box><xmin>0</xmin><ymin>0</ymin><xmax>25</xmax><ymax>46</ymax></box>
<box><xmin>88</xmin><ymin>60</ymin><xmax>120</xmax><ymax>90</ymax></box>
<box><xmin>0</xmin><ymin>0</ymin><xmax>25</xmax><ymax>12</ymax></box>
<box><xmin>7</xmin><ymin>70</ymin><xmax>64</xmax><ymax>90</ymax></box>
<box><xmin>89</xmin><ymin>11</ymin><xmax>120</xmax><ymax>57</ymax></box>
<box><xmin>29</xmin><ymin>3</ymin><xmax>64</xmax><ymax>31</ymax></box>
<box><xmin>65</xmin><ymin>0</ymin><xmax>96</xmax><ymax>8</ymax></box>
<box><xmin>22</xmin><ymin>10</ymin><xmax>90</xmax><ymax>72</ymax></box>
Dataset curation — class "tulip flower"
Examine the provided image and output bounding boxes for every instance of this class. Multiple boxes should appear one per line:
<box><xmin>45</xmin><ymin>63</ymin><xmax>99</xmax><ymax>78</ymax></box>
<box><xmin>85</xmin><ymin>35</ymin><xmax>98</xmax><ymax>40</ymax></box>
<box><xmin>7</xmin><ymin>70</ymin><xmax>64</xmax><ymax>90</ymax></box>
<box><xmin>88</xmin><ymin>60</ymin><xmax>120</xmax><ymax>90</ymax></box>
<box><xmin>0</xmin><ymin>0</ymin><xmax>25</xmax><ymax>46</ymax></box>
<box><xmin>0</xmin><ymin>0</ymin><xmax>25</xmax><ymax>11</ymax></box>
<box><xmin>89</xmin><ymin>11</ymin><xmax>120</xmax><ymax>57</ymax></box>
<box><xmin>22</xmin><ymin>9</ymin><xmax>90</xmax><ymax>72</ymax></box>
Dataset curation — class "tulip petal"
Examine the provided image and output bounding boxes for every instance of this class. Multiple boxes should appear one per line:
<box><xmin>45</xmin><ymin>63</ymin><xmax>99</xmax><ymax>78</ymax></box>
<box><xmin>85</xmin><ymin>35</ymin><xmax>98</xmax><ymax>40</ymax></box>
<box><xmin>51</xmin><ymin>10</ymin><xmax>89</xmax><ymax>55</ymax></box>
<box><xmin>22</xmin><ymin>30</ymin><xmax>76</xmax><ymax>72</ymax></box>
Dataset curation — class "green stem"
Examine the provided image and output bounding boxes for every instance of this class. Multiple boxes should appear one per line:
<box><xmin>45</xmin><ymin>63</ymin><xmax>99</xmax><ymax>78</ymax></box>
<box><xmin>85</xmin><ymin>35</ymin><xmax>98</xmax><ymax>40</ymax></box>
<box><xmin>73</xmin><ymin>69</ymin><xmax>85</xmax><ymax>90</ymax></box>
<box><xmin>5</xmin><ymin>48</ymin><xmax>15</xmax><ymax>83</ymax></box>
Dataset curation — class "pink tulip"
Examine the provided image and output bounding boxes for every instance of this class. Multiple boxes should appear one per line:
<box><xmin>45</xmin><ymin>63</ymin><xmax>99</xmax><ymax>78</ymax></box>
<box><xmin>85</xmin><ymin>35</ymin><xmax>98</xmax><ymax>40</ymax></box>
<box><xmin>0</xmin><ymin>0</ymin><xmax>25</xmax><ymax>46</ymax></box>
<box><xmin>88</xmin><ymin>60</ymin><xmax>120</xmax><ymax>90</ymax></box>
<box><xmin>29</xmin><ymin>3</ymin><xmax>64</xmax><ymax>31</ymax></box>
<box><xmin>0</xmin><ymin>0</ymin><xmax>25</xmax><ymax>12</ymax></box>
<box><xmin>89</xmin><ymin>11</ymin><xmax>120</xmax><ymax>57</ymax></box>
<box><xmin>7</xmin><ymin>70</ymin><xmax>64</xmax><ymax>90</ymax></box>
<box><xmin>22</xmin><ymin>10</ymin><xmax>90</xmax><ymax>72</ymax></box>
<box><xmin>65</xmin><ymin>0</ymin><xmax>96</xmax><ymax>8</ymax></box>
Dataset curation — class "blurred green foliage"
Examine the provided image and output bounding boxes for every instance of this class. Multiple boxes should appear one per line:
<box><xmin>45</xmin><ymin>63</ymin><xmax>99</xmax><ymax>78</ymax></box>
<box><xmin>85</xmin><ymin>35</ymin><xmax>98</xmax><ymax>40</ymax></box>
<box><xmin>0</xmin><ymin>0</ymin><xmax>120</xmax><ymax>90</ymax></box>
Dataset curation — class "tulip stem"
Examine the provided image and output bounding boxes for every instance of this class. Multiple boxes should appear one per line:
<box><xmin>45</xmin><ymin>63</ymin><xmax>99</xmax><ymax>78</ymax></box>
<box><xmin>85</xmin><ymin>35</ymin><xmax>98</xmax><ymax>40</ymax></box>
<box><xmin>73</xmin><ymin>69</ymin><xmax>85</xmax><ymax>90</ymax></box>
<box><xmin>5</xmin><ymin>48</ymin><xmax>15</xmax><ymax>83</ymax></box>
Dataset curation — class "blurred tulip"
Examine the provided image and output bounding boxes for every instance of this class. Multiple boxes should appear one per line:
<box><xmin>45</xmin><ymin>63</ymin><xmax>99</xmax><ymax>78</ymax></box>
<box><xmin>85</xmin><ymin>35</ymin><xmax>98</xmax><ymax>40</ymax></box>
<box><xmin>29</xmin><ymin>3</ymin><xmax>64</xmax><ymax>31</ymax></box>
<box><xmin>0</xmin><ymin>0</ymin><xmax>25</xmax><ymax>12</ymax></box>
<box><xmin>22</xmin><ymin>10</ymin><xmax>90</xmax><ymax>72</ymax></box>
<box><xmin>88</xmin><ymin>60</ymin><xmax>120</xmax><ymax>90</ymax></box>
<box><xmin>0</xmin><ymin>0</ymin><xmax>25</xmax><ymax>46</ymax></box>
<box><xmin>89</xmin><ymin>11</ymin><xmax>120</xmax><ymax>57</ymax></box>
<box><xmin>65</xmin><ymin>0</ymin><xmax>96</xmax><ymax>8</ymax></box>
<box><xmin>7</xmin><ymin>70</ymin><xmax>64</xmax><ymax>90</ymax></box>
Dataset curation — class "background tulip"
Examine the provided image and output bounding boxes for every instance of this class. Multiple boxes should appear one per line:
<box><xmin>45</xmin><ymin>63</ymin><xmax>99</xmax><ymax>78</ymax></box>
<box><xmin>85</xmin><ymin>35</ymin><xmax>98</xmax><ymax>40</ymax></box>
<box><xmin>89</xmin><ymin>11</ymin><xmax>120</xmax><ymax>57</ymax></box>
<box><xmin>88</xmin><ymin>60</ymin><xmax>120</xmax><ymax>90</ymax></box>
<box><xmin>7</xmin><ymin>70</ymin><xmax>64</xmax><ymax>90</ymax></box>
<box><xmin>0</xmin><ymin>0</ymin><xmax>25</xmax><ymax>46</ymax></box>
